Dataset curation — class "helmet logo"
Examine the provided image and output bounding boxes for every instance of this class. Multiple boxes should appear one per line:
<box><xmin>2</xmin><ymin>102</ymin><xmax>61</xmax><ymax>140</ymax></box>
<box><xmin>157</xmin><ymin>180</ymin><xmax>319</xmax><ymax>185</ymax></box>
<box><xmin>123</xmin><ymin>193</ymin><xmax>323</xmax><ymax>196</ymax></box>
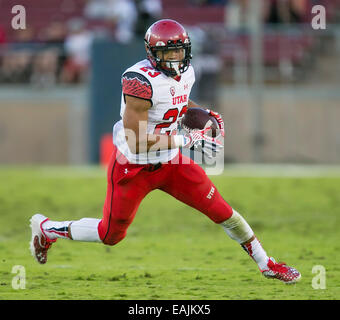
<box><xmin>156</xmin><ymin>41</ymin><xmax>166</xmax><ymax>46</ymax></box>
<box><xmin>170</xmin><ymin>86</ymin><xmax>176</xmax><ymax>96</ymax></box>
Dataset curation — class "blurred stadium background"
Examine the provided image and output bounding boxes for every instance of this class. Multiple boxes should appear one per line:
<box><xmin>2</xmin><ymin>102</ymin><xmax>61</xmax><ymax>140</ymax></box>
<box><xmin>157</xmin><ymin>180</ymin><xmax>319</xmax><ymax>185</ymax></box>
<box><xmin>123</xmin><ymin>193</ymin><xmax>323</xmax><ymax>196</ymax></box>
<box><xmin>0</xmin><ymin>0</ymin><xmax>340</xmax><ymax>167</ymax></box>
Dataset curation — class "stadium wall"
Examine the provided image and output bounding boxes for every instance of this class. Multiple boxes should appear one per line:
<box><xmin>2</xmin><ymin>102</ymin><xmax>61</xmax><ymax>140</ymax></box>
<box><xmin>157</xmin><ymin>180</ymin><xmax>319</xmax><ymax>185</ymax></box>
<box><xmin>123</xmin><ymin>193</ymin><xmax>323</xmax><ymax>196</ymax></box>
<box><xmin>0</xmin><ymin>84</ymin><xmax>339</xmax><ymax>165</ymax></box>
<box><xmin>0</xmin><ymin>86</ymin><xmax>88</xmax><ymax>165</ymax></box>
<box><xmin>219</xmin><ymin>87</ymin><xmax>340</xmax><ymax>164</ymax></box>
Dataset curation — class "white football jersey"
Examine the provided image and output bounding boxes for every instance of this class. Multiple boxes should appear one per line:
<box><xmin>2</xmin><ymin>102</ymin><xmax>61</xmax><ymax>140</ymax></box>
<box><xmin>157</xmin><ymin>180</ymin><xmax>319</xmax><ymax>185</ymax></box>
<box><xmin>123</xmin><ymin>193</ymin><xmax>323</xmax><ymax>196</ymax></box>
<box><xmin>113</xmin><ymin>59</ymin><xmax>195</xmax><ymax>164</ymax></box>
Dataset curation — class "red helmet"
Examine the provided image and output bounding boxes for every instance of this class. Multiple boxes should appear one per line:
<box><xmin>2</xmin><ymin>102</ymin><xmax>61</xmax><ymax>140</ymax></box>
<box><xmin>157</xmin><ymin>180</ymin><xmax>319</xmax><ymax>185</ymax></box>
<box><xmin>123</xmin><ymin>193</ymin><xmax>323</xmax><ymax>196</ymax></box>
<box><xmin>144</xmin><ymin>19</ymin><xmax>192</xmax><ymax>77</ymax></box>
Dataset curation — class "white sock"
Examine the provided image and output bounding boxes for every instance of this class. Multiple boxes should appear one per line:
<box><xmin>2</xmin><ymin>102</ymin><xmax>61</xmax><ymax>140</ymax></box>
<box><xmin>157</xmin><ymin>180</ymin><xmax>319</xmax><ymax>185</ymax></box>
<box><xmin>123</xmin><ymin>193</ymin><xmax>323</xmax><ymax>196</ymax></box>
<box><xmin>241</xmin><ymin>237</ymin><xmax>269</xmax><ymax>271</ymax></box>
<box><xmin>69</xmin><ymin>218</ymin><xmax>102</xmax><ymax>242</ymax></box>
<box><xmin>42</xmin><ymin>220</ymin><xmax>72</xmax><ymax>240</ymax></box>
<box><xmin>220</xmin><ymin>209</ymin><xmax>269</xmax><ymax>271</ymax></box>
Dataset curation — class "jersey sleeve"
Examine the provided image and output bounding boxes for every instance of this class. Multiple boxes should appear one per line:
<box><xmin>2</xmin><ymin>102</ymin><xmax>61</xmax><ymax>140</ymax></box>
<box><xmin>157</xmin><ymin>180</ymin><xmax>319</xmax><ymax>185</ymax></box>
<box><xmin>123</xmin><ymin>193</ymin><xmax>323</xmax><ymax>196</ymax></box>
<box><xmin>121</xmin><ymin>71</ymin><xmax>153</xmax><ymax>100</ymax></box>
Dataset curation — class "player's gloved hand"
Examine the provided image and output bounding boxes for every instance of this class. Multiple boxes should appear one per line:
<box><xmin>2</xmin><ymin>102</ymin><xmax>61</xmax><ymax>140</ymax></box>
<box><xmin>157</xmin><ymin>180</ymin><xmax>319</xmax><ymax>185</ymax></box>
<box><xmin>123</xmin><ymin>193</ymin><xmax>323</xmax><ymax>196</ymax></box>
<box><xmin>206</xmin><ymin>109</ymin><xmax>225</xmax><ymax>137</ymax></box>
<box><xmin>174</xmin><ymin>128</ymin><xmax>223</xmax><ymax>158</ymax></box>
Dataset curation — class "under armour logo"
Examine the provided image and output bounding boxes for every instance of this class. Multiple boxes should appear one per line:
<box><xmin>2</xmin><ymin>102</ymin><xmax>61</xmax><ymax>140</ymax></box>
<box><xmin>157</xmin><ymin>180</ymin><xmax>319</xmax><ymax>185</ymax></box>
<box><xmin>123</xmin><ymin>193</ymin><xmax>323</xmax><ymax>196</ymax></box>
<box><xmin>124</xmin><ymin>168</ymin><xmax>129</xmax><ymax>174</ymax></box>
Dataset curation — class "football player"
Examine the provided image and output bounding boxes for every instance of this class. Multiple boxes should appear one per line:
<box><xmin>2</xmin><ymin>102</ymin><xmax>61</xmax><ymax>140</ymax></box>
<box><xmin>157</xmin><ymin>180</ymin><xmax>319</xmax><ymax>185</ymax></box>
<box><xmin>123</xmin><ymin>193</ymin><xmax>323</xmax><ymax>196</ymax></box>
<box><xmin>30</xmin><ymin>19</ymin><xmax>300</xmax><ymax>284</ymax></box>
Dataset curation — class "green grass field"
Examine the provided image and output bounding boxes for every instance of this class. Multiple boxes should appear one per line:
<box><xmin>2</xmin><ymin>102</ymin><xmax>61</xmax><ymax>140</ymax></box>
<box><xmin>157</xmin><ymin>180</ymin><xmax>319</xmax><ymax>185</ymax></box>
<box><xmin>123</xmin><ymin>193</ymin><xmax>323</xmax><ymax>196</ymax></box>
<box><xmin>0</xmin><ymin>165</ymin><xmax>339</xmax><ymax>300</ymax></box>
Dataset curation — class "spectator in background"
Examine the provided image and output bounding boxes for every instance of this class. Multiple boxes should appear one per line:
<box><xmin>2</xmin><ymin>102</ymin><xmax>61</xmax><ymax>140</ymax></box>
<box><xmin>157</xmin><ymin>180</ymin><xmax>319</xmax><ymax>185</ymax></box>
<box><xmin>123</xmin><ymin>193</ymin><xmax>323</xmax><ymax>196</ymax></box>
<box><xmin>84</xmin><ymin>0</ymin><xmax>108</xmax><ymax>19</ymax></box>
<box><xmin>289</xmin><ymin>0</ymin><xmax>307</xmax><ymax>23</ymax></box>
<box><xmin>30</xmin><ymin>22</ymin><xmax>67</xmax><ymax>87</ymax></box>
<box><xmin>84</xmin><ymin>0</ymin><xmax>138</xmax><ymax>44</ymax></box>
<box><xmin>0</xmin><ymin>50</ymin><xmax>33</xmax><ymax>83</ymax></box>
<box><xmin>30</xmin><ymin>48</ymin><xmax>59</xmax><ymax>87</ymax></box>
<box><xmin>106</xmin><ymin>0</ymin><xmax>138</xmax><ymax>43</ymax></box>
<box><xmin>11</xmin><ymin>26</ymin><xmax>36</xmax><ymax>49</ymax></box>
<box><xmin>264</xmin><ymin>0</ymin><xmax>307</xmax><ymax>24</ymax></box>
<box><xmin>224</xmin><ymin>0</ymin><xmax>250</xmax><ymax>30</ymax></box>
<box><xmin>60</xmin><ymin>18</ymin><xmax>93</xmax><ymax>83</ymax></box>
<box><xmin>41</xmin><ymin>21</ymin><xmax>68</xmax><ymax>78</ymax></box>
<box><xmin>135</xmin><ymin>0</ymin><xmax>163</xmax><ymax>36</ymax></box>
<box><xmin>0</xmin><ymin>27</ymin><xmax>35</xmax><ymax>83</ymax></box>
<box><xmin>40</xmin><ymin>21</ymin><xmax>67</xmax><ymax>49</ymax></box>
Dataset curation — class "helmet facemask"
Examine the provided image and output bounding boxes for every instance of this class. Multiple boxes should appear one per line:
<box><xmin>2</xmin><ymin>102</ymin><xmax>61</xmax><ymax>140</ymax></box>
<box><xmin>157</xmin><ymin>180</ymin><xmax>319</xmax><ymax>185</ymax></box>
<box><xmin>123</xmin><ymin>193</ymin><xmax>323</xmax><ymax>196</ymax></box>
<box><xmin>145</xmin><ymin>39</ymin><xmax>192</xmax><ymax>77</ymax></box>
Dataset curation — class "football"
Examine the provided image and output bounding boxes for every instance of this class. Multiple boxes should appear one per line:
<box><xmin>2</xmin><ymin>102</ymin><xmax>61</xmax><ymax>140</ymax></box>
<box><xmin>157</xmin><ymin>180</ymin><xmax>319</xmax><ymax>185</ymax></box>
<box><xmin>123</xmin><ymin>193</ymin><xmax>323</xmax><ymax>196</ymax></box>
<box><xmin>181</xmin><ymin>107</ymin><xmax>219</xmax><ymax>137</ymax></box>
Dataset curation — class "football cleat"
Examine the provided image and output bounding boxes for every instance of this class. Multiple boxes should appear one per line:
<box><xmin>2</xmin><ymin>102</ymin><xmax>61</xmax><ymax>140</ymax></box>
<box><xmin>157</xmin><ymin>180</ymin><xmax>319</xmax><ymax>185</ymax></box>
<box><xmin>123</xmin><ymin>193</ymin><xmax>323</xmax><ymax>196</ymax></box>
<box><xmin>262</xmin><ymin>257</ymin><xmax>301</xmax><ymax>284</ymax></box>
<box><xmin>29</xmin><ymin>214</ymin><xmax>56</xmax><ymax>264</ymax></box>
